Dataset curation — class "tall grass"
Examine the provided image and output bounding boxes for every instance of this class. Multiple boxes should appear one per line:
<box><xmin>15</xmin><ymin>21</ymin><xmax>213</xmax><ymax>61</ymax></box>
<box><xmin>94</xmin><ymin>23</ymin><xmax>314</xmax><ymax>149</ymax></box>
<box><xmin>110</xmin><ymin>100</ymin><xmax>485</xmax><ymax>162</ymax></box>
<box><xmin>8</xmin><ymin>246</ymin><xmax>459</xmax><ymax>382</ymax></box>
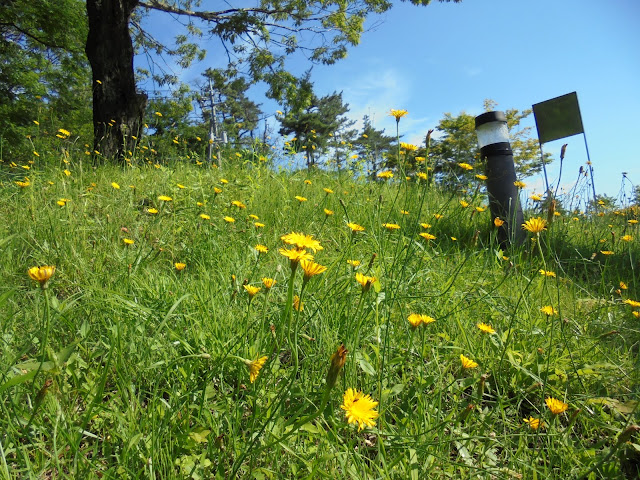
<box><xmin>0</xmin><ymin>157</ymin><xmax>638</xmax><ymax>479</ymax></box>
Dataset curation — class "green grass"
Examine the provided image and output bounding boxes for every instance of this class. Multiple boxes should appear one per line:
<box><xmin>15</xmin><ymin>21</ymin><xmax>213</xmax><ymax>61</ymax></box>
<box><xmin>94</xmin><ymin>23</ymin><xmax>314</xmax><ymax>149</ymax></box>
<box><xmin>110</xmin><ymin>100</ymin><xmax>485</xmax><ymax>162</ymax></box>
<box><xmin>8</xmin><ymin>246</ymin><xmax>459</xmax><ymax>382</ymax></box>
<box><xmin>0</xmin><ymin>159</ymin><xmax>639</xmax><ymax>479</ymax></box>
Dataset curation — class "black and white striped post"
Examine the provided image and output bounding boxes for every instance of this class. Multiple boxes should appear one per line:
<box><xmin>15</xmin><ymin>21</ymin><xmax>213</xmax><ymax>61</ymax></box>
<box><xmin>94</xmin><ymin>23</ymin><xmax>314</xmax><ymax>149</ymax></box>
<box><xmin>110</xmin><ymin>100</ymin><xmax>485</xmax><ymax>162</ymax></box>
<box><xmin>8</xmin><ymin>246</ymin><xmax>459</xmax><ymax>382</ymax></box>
<box><xmin>475</xmin><ymin>111</ymin><xmax>526</xmax><ymax>247</ymax></box>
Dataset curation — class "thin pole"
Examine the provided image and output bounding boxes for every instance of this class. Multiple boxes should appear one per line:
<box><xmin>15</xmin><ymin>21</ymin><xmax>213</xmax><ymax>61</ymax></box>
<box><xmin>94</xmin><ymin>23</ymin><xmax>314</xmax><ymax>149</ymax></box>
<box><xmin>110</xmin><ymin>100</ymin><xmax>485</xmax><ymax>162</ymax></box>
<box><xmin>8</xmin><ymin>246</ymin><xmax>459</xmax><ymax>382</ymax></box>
<box><xmin>539</xmin><ymin>141</ymin><xmax>551</xmax><ymax>197</ymax></box>
<box><xmin>583</xmin><ymin>132</ymin><xmax>597</xmax><ymax>211</ymax></box>
<box><xmin>208</xmin><ymin>78</ymin><xmax>215</xmax><ymax>165</ymax></box>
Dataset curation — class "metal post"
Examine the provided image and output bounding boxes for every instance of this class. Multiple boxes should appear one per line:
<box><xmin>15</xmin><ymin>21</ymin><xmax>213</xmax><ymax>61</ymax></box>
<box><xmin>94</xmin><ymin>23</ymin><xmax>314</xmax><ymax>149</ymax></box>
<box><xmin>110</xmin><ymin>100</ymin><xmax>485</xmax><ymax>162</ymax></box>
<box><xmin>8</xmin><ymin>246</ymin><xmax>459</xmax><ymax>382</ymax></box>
<box><xmin>475</xmin><ymin>111</ymin><xmax>526</xmax><ymax>247</ymax></box>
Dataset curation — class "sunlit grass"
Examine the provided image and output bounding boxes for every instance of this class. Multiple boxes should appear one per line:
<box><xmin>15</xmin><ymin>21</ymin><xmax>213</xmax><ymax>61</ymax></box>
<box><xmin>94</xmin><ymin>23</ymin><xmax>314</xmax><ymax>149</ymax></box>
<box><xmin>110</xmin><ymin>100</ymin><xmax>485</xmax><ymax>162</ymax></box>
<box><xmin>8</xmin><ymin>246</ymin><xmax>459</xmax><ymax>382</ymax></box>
<box><xmin>0</xmin><ymin>158</ymin><xmax>638</xmax><ymax>478</ymax></box>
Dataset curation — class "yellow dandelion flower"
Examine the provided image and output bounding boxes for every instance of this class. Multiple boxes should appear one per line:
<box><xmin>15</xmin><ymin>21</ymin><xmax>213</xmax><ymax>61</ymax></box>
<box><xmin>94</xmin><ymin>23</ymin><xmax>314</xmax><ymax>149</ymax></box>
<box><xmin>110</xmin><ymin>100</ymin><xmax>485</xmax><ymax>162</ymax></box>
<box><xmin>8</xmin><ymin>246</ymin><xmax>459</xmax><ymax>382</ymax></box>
<box><xmin>460</xmin><ymin>354</ymin><xmax>478</xmax><ymax>369</ymax></box>
<box><xmin>300</xmin><ymin>259</ymin><xmax>327</xmax><ymax>281</ymax></box>
<box><xmin>347</xmin><ymin>259</ymin><xmax>361</xmax><ymax>268</ymax></box>
<box><xmin>620</xmin><ymin>281</ymin><xmax>628</xmax><ymax>290</ymax></box>
<box><xmin>539</xmin><ymin>270</ymin><xmax>556</xmax><ymax>277</ymax></box>
<box><xmin>293</xmin><ymin>295</ymin><xmax>304</xmax><ymax>311</ymax></box>
<box><xmin>324</xmin><ymin>208</ymin><xmax>334</xmax><ymax>216</ymax></box>
<box><xmin>377</xmin><ymin>170</ymin><xmax>394</xmax><ymax>180</ymax></box>
<box><xmin>540</xmin><ymin>305</ymin><xmax>558</xmax><ymax>316</ymax></box>
<box><xmin>341</xmin><ymin>388</ymin><xmax>379</xmax><ymax>431</ymax></box>
<box><xmin>281</xmin><ymin>232</ymin><xmax>323</xmax><ymax>252</ymax></box>
<box><xmin>513</xmin><ymin>180</ymin><xmax>526</xmax><ymax>188</ymax></box>
<box><xmin>254</xmin><ymin>222</ymin><xmax>265</xmax><ymax>228</ymax></box>
<box><xmin>249</xmin><ymin>214</ymin><xmax>259</xmax><ymax>220</ymax></box>
<box><xmin>477</xmin><ymin>322</ymin><xmax>495</xmax><ymax>334</ymax></box>
<box><xmin>111</xmin><ymin>182</ymin><xmax>120</xmax><ymax>189</ymax></box>
<box><xmin>434</xmin><ymin>213</ymin><xmax>444</xmax><ymax>220</ymax></box>
<box><xmin>600</xmin><ymin>250</ymin><xmax>614</xmax><ymax>256</ymax></box>
<box><xmin>629</xmin><ymin>219</ymin><xmax>638</xmax><ymax>225</ymax></box>
<box><xmin>220</xmin><ymin>178</ymin><xmax>228</xmax><ymax>184</ymax></box>
<box><xmin>244</xmin><ymin>285</ymin><xmax>261</xmax><ymax>298</ymax></box>
<box><xmin>247</xmin><ymin>355</ymin><xmax>268</xmax><ymax>383</ymax></box>
<box><xmin>407</xmin><ymin>313</ymin><xmax>435</xmax><ymax>328</ymax></box>
<box><xmin>304</xmin><ymin>179</ymin><xmax>312</xmax><ymax>185</ymax></box>
<box><xmin>223</xmin><ymin>216</ymin><xmax>235</xmax><ymax>223</ymax></box>
<box><xmin>158</xmin><ymin>195</ymin><xmax>172</xmax><ymax>202</ymax></box>
<box><xmin>389</xmin><ymin>109</ymin><xmax>408</xmax><ymax>122</ymax></box>
<box><xmin>231</xmin><ymin>200</ymin><xmax>246</xmax><ymax>209</ymax></box>
<box><xmin>63</xmin><ymin>169</ymin><xmax>71</xmax><ymax>176</ymax></box>
<box><xmin>279</xmin><ymin>248</ymin><xmax>313</xmax><ymax>269</ymax></box>
<box><xmin>620</xmin><ymin>235</ymin><xmax>633</xmax><ymax>242</ymax></box>
<box><xmin>400</xmin><ymin>142</ymin><xmax>418</xmax><ymax>152</ymax></box>
<box><xmin>623</xmin><ymin>299</ymin><xmax>640</xmax><ymax>308</ymax></box>
<box><xmin>200</xmin><ymin>213</ymin><xmax>211</xmax><ymax>220</ymax></box>
<box><xmin>27</xmin><ymin>266</ymin><xmax>55</xmax><ymax>288</ymax></box>
<box><xmin>295</xmin><ymin>195</ymin><xmax>307</xmax><ymax>203</ymax></box>
<box><xmin>355</xmin><ymin>272</ymin><xmax>376</xmax><ymax>292</ymax></box>
<box><xmin>15</xmin><ymin>180</ymin><xmax>30</xmax><ymax>188</ymax></box>
<box><xmin>522</xmin><ymin>217</ymin><xmax>547</xmax><ymax>234</ymax></box>
<box><xmin>255</xmin><ymin>244</ymin><xmax>268</xmax><ymax>254</ymax></box>
<box><xmin>459</xmin><ymin>200</ymin><xmax>469</xmax><ymax>208</ymax></box>
<box><xmin>523</xmin><ymin>417</ymin><xmax>544</xmax><ymax>430</ymax></box>
<box><xmin>400</xmin><ymin>210</ymin><xmax>409</xmax><ymax>215</ymax></box>
<box><xmin>177</xmin><ymin>184</ymin><xmax>186</xmax><ymax>189</ymax></box>
<box><xmin>476</xmin><ymin>174</ymin><xmax>488</xmax><ymax>181</ymax></box>
<box><xmin>458</xmin><ymin>162</ymin><xmax>473</xmax><ymax>171</ymax></box>
<box><xmin>382</xmin><ymin>223</ymin><xmax>401</xmax><ymax>231</ymax></box>
<box><xmin>545</xmin><ymin>397</ymin><xmax>569</xmax><ymax>415</ymax></box>
<box><xmin>154</xmin><ymin>111</ymin><xmax>162</xmax><ymax>117</ymax></box>
<box><xmin>347</xmin><ymin>222</ymin><xmax>365</xmax><ymax>233</ymax></box>
<box><xmin>323</xmin><ymin>187</ymin><xmax>334</xmax><ymax>194</ymax></box>
<box><xmin>261</xmin><ymin>277</ymin><xmax>276</xmax><ymax>290</ymax></box>
<box><xmin>530</xmin><ymin>194</ymin><xmax>542</xmax><ymax>201</ymax></box>
<box><xmin>174</xmin><ymin>262</ymin><xmax>186</xmax><ymax>271</ymax></box>
<box><xmin>213</xmin><ymin>187</ymin><xmax>222</xmax><ymax>194</ymax></box>
<box><xmin>147</xmin><ymin>208</ymin><xmax>158</xmax><ymax>214</ymax></box>
<box><xmin>494</xmin><ymin>217</ymin><xmax>505</xmax><ymax>227</ymax></box>
<box><xmin>123</xmin><ymin>238</ymin><xmax>134</xmax><ymax>245</ymax></box>
<box><xmin>419</xmin><ymin>232</ymin><xmax>436</xmax><ymax>241</ymax></box>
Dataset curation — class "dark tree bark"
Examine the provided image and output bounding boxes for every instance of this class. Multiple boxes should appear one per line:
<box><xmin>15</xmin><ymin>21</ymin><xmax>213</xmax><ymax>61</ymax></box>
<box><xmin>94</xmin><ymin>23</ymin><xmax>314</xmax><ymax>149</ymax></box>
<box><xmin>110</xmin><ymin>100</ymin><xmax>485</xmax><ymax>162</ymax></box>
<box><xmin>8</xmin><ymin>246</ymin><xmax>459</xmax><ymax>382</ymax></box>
<box><xmin>85</xmin><ymin>0</ymin><xmax>146</xmax><ymax>161</ymax></box>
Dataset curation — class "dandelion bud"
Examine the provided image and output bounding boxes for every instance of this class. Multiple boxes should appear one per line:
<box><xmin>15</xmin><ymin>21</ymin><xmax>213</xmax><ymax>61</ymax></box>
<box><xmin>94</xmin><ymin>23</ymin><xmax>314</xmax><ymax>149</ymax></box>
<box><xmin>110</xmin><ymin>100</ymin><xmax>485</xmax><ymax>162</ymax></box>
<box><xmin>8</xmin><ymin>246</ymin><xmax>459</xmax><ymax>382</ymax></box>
<box><xmin>325</xmin><ymin>344</ymin><xmax>348</xmax><ymax>391</ymax></box>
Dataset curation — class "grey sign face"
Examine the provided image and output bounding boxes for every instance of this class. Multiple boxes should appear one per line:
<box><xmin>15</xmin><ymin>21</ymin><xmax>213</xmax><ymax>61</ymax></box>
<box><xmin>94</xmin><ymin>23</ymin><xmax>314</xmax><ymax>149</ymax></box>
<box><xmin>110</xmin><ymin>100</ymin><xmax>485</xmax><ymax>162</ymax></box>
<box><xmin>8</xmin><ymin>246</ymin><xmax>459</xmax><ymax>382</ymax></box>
<box><xmin>533</xmin><ymin>92</ymin><xmax>584</xmax><ymax>144</ymax></box>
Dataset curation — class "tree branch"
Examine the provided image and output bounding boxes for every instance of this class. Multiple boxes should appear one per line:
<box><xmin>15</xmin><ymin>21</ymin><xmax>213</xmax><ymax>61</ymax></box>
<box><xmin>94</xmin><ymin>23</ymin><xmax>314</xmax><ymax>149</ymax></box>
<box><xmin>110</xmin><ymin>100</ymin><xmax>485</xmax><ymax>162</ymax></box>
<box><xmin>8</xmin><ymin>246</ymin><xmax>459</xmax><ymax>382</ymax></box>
<box><xmin>0</xmin><ymin>21</ymin><xmax>76</xmax><ymax>51</ymax></box>
<box><xmin>138</xmin><ymin>1</ymin><xmax>298</xmax><ymax>22</ymax></box>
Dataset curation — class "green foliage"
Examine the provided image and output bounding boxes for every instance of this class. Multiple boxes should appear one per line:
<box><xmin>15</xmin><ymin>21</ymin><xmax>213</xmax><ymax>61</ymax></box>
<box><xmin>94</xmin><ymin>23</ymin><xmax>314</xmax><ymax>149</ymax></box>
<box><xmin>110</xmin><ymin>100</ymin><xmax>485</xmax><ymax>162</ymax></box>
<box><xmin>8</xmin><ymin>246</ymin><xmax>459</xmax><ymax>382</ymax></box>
<box><xmin>0</xmin><ymin>0</ymin><xmax>91</xmax><ymax>159</ymax></box>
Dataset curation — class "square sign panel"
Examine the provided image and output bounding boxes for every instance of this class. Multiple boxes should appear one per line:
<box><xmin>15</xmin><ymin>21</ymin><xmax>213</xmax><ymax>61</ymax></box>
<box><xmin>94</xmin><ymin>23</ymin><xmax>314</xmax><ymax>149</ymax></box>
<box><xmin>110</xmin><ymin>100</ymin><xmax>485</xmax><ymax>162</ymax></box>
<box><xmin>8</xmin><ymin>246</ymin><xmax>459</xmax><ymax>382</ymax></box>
<box><xmin>532</xmin><ymin>92</ymin><xmax>584</xmax><ymax>144</ymax></box>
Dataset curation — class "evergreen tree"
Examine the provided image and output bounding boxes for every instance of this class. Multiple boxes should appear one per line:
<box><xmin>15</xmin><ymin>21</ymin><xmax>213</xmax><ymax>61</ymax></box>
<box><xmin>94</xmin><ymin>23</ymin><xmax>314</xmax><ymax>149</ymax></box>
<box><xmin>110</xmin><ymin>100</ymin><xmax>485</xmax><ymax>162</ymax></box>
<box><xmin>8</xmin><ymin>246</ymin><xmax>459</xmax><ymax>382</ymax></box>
<box><xmin>278</xmin><ymin>76</ymin><xmax>354</xmax><ymax>169</ymax></box>
<box><xmin>353</xmin><ymin>115</ymin><xmax>395</xmax><ymax>177</ymax></box>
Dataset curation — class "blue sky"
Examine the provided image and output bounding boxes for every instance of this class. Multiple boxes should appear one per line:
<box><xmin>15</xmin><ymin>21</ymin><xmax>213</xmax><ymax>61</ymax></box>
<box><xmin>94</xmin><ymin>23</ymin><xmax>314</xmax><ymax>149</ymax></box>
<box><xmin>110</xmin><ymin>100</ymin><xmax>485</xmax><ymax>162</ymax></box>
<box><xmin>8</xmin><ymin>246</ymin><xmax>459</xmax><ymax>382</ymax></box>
<box><xmin>138</xmin><ymin>0</ymin><xmax>640</xmax><ymax>200</ymax></box>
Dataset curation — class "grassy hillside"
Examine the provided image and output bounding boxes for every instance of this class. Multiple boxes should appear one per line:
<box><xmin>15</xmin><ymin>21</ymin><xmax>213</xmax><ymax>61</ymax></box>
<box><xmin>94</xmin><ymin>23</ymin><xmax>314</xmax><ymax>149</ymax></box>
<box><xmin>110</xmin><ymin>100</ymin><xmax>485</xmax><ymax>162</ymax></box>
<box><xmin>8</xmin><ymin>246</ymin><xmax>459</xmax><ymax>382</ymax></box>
<box><xmin>0</xmin><ymin>159</ymin><xmax>639</xmax><ymax>479</ymax></box>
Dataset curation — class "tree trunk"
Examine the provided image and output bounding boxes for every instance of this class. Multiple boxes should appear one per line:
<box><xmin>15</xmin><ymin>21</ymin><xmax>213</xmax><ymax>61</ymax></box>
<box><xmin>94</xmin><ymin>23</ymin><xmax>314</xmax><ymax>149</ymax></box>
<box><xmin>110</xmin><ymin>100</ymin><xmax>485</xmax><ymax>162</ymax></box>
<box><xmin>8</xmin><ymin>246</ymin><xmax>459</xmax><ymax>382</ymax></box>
<box><xmin>85</xmin><ymin>0</ymin><xmax>146</xmax><ymax>161</ymax></box>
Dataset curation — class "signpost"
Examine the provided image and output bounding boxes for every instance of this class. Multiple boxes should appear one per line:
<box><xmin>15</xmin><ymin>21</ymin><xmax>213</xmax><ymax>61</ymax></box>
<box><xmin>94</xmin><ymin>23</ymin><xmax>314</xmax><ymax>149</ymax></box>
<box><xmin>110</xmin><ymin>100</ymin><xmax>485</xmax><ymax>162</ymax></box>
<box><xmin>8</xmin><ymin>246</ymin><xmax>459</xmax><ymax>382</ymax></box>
<box><xmin>532</xmin><ymin>92</ymin><xmax>596</xmax><ymax>207</ymax></box>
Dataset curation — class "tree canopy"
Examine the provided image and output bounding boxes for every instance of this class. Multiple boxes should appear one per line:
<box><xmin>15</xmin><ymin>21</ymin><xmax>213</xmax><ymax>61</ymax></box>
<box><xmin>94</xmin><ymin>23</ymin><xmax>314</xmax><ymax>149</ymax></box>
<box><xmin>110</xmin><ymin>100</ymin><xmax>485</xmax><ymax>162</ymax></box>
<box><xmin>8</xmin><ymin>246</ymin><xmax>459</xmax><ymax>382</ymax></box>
<box><xmin>0</xmin><ymin>0</ymin><xmax>91</xmax><ymax>158</ymax></box>
<box><xmin>84</xmin><ymin>0</ymin><xmax>460</xmax><ymax>159</ymax></box>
